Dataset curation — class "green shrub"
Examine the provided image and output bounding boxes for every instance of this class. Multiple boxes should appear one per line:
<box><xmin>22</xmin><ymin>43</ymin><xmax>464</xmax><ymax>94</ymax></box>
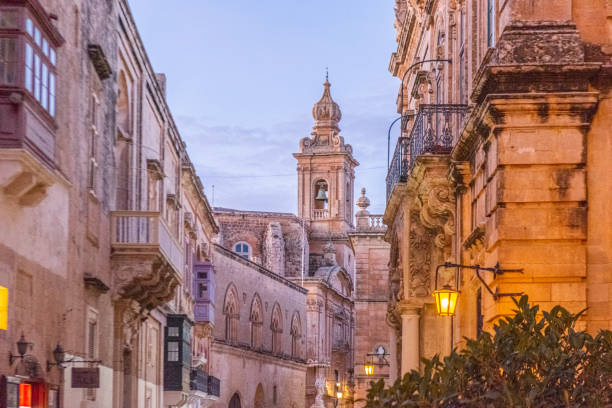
<box><xmin>365</xmin><ymin>296</ymin><xmax>612</xmax><ymax>407</ymax></box>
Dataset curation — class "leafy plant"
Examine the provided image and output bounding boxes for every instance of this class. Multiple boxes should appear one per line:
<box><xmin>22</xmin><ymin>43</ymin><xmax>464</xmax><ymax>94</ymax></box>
<box><xmin>364</xmin><ymin>296</ymin><xmax>612</xmax><ymax>407</ymax></box>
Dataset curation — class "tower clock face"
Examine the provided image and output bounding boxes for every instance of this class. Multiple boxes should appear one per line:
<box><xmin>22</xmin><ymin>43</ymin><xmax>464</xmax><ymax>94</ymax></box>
<box><xmin>376</xmin><ymin>346</ymin><xmax>385</xmax><ymax>355</ymax></box>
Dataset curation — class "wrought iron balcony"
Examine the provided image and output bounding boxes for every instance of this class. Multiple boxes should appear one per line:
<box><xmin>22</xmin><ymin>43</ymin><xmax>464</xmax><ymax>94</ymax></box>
<box><xmin>110</xmin><ymin>211</ymin><xmax>184</xmax><ymax>308</ymax></box>
<box><xmin>190</xmin><ymin>368</ymin><xmax>208</xmax><ymax>393</ymax></box>
<box><xmin>207</xmin><ymin>376</ymin><xmax>221</xmax><ymax>397</ymax></box>
<box><xmin>386</xmin><ymin>104</ymin><xmax>467</xmax><ymax>201</ymax></box>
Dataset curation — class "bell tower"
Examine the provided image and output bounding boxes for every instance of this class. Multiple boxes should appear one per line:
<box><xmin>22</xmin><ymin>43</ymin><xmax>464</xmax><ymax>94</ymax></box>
<box><xmin>294</xmin><ymin>75</ymin><xmax>359</xmax><ymax>237</ymax></box>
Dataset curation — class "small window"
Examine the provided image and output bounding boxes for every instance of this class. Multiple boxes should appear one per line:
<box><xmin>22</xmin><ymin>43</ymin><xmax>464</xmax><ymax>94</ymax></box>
<box><xmin>167</xmin><ymin>326</ymin><xmax>179</xmax><ymax>337</ymax></box>
<box><xmin>198</xmin><ymin>272</ymin><xmax>207</xmax><ymax>279</ymax></box>
<box><xmin>234</xmin><ymin>242</ymin><xmax>251</xmax><ymax>259</ymax></box>
<box><xmin>167</xmin><ymin>341</ymin><xmax>179</xmax><ymax>361</ymax></box>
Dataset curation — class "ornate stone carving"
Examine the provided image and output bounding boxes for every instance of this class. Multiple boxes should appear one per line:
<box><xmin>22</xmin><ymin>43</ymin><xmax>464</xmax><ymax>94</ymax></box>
<box><xmin>419</xmin><ymin>180</ymin><xmax>455</xmax><ymax>249</ymax></box>
<box><xmin>310</xmin><ymin>376</ymin><xmax>326</xmax><ymax>408</ymax></box>
<box><xmin>493</xmin><ymin>22</ymin><xmax>584</xmax><ymax>66</ymax></box>
<box><xmin>408</xmin><ymin>211</ymin><xmax>433</xmax><ymax>297</ymax></box>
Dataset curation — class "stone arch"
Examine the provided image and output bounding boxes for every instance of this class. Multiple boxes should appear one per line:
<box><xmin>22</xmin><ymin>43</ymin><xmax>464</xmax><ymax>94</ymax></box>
<box><xmin>223</xmin><ymin>284</ymin><xmax>240</xmax><ymax>343</ymax></box>
<box><xmin>290</xmin><ymin>311</ymin><xmax>302</xmax><ymax>358</ymax></box>
<box><xmin>313</xmin><ymin>178</ymin><xmax>329</xmax><ymax>211</ymax></box>
<box><xmin>250</xmin><ymin>294</ymin><xmax>264</xmax><ymax>349</ymax></box>
<box><xmin>254</xmin><ymin>383</ymin><xmax>264</xmax><ymax>408</ymax></box>
<box><xmin>229</xmin><ymin>392</ymin><xmax>241</xmax><ymax>408</ymax></box>
<box><xmin>270</xmin><ymin>302</ymin><xmax>283</xmax><ymax>354</ymax></box>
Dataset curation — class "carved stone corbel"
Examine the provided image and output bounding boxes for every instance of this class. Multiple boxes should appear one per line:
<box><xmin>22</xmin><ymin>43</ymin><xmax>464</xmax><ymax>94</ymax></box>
<box><xmin>449</xmin><ymin>161</ymin><xmax>471</xmax><ymax>194</ymax></box>
<box><xmin>418</xmin><ymin>179</ymin><xmax>456</xmax><ymax>249</ymax></box>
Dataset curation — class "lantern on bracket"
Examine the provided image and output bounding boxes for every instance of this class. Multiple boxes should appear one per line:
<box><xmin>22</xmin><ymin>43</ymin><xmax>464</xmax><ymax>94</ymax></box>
<box><xmin>433</xmin><ymin>262</ymin><xmax>525</xmax><ymax>317</ymax></box>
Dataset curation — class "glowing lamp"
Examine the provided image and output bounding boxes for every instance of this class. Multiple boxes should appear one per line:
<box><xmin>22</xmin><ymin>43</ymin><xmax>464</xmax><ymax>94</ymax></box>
<box><xmin>336</xmin><ymin>391</ymin><xmax>343</xmax><ymax>399</ymax></box>
<box><xmin>432</xmin><ymin>285</ymin><xmax>459</xmax><ymax>316</ymax></box>
<box><xmin>364</xmin><ymin>364</ymin><xmax>374</xmax><ymax>376</ymax></box>
<box><xmin>0</xmin><ymin>286</ymin><xmax>7</xmax><ymax>330</ymax></box>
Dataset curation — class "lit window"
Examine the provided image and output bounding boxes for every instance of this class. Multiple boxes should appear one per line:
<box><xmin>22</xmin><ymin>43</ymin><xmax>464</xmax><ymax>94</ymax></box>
<box><xmin>234</xmin><ymin>242</ymin><xmax>251</xmax><ymax>259</ymax></box>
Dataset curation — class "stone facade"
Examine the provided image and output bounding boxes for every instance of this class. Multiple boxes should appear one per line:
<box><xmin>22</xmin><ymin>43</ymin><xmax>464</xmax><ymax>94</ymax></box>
<box><xmin>348</xmin><ymin>190</ymin><xmax>392</xmax><ymax>402</ymax></box>
<box><xmin>210</xmin><ymin>245</ymin><xmax>307</xmax><ymax>408</ymax></box>
<box><xmin>214</xmin><ymin>208</ymin><xmax>308</xmax><ymax>278</ymax></box>
<box><xmin>385</xmin><ymin>0</ymin><xmax>612</xmax><ymax>377</ymax></box>
<box><xmin>0</xmin><ymin>1</ymin><xmax>219</xmax><ymax>407</ymax></box>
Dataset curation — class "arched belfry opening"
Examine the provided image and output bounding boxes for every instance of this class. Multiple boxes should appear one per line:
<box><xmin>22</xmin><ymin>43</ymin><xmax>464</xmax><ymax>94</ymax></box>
<box><xmin>314</xmin><ymin>179</ymin><xmax>328</xmax><ymax>210</ymax></box>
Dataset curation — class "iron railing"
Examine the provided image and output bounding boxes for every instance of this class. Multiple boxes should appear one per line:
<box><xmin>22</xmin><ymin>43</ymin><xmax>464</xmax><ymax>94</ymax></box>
<box><xmin>207</xmin><ymin>376</ymin><xmax>221</xmax><ymax>397</ymax></box>
<box><xmin>386</xmin><ymin>104</ymin><xmax>467</xmax><ymax>201</ymax></box>
<box><xmin>189</xmin><ymin>368</ymin><xmax>208</xmax><ymax>393</ymax></box>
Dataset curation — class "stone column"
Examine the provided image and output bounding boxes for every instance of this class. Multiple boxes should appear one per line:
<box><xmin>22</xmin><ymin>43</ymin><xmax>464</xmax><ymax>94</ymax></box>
<box><xmin>388</xmin><ymin>328</ymin><xmax>398</xmax><ymax>382</ymax></box>
<box><xmin>400</xmin><ymin>305</ymin><xmax>421</xmax><ymax>375</ymax></box>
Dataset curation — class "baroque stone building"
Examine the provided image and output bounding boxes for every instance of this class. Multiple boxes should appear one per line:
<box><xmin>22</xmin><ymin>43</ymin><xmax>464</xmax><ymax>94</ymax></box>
<box><xmin>384</xmin><ymin>0</ymin><xmax>612</xmax><ymax>376</ymax></box>
<box><xmin>0</xmin><ymin>0</ymin><xmax>221</xmax><ymax>407</ymax></box>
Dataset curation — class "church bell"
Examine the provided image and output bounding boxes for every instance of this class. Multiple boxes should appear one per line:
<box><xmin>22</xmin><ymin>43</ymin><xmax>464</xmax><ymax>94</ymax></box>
<box><xmin>315</xmin><ymin>188</ymin><xmax>328</xmax><ymax>201</ymax></box>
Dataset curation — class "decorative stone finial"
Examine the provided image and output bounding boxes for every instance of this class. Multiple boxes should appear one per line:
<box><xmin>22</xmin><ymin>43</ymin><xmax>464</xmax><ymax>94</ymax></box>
<box><xmin>356</xmin><ymin>187</ymin><xmax>370</xmax><ymax>212</ymax></box>
<box><xmin>312</xmin><ymin>75</ymin><xmax>342</xmax><ymax>124</ymax></box>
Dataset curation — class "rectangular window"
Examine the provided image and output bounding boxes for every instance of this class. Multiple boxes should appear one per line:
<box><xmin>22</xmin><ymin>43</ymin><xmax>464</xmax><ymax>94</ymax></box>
<box><xmin>41</xmin><ymin>63</ymin><xmax>48</xmax><ymax>109</ymax></box>
<box><xmin>198</xmin><ymin>272</ymin><xmax>207</xmax><ymax>279</ymax></box>
<box><xmin>167</xmin><ymin>341</ymin><xmax>179</xmax><ymax>361</ymax></box>
<box><xmin>25</xmin><ymin>43</ymin><xmax>33</xmax><ymax>91</ymax></box>
<box><xmin>0</xmin><ymin>38</ymin><xmax>18</xmax><ymax>85</ymax></box>
<box><xmin>167</xmin><ymin>326</ymin><xmax>179</xmax><ymax>337</ymax></box>
<box><xmin>487</xmin><ymin>0</ymin><xmax>495</xmax><ymax>47</ymax></box>
<box><xmin>34</xmin><ymin>53</ymin><xmax>40</xmax><ymax>101</ymax></box>
<box><xmin>49</xmin><ymin>73</ymin><xmax>55</xmax><ymax>116</ymax></box>
<box><xmin>21</xmin><ymin>18</ymin><xmax>57</xmax><ymax>116</ymax></box>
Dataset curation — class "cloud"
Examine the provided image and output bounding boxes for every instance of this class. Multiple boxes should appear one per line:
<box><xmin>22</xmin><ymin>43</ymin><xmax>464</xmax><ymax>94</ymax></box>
<box><xmin>176</xmin><ymin>90</ymin><xmax>393</xmax><ymax>215</ymax></box>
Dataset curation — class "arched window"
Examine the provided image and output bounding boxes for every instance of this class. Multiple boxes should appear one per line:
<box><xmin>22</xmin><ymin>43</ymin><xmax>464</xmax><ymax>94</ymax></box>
<box><xmin>270</xmin><ymin>303</ymin><xmax>283</xmax><ymax>354</ymax></box>
<box><xmin>250</xmin><ymin>295</ymin><xmax>263</xmax><ymax>350</ymax></box>
<box><xmin>290</xmin><ymin>312</ymin><xmax>302</xmax><ymax>359</ymax></box>
<box><xmin>314</xmin><ymin>180</ymin><xmax>328</xmax><ymax>210</ymax></box>
<box><xmin>223</xmin><ymin>284</ymin><xmax>240</xmax><ymax>344</ymax></box>
<box><xmin>234</xmin><ymin>242</ymin><xmax>251</xmax><ymax>259</ymax></box>
<box><xmin>229</xmin><ymin>393</ymin><xmax>241</xmax><ymax>408</ymax></box>
<box><xmin>117</xmin><ymin>71</ymin><xmax>131</xmax><ymax>135</ymax></box>
<box><xmin>254</xmin><ymin>384</ymin><xmax>264</xmax><ymax>408</ymax></box>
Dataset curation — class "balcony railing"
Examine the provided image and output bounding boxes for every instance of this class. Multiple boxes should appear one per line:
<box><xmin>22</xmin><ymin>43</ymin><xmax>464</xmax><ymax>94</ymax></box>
<box><xmin>190</xmin><ymin>369</ymin><xmax>208</xmax><ymax>393</ymax></box>
<box><xmin>207</xmin><ymin>376</ymin><xmax>221</xmax><ymax>397</ymax></box>
<box><xmin>111</xmin><ymin>211</ymin><xmax>184</xmax><ymax>274</ymax></box>
<box><xmin>387</xmin><ymin>104</ymin><xmax>467</xmax><ymax>201</ymax></box>
<box><xmin>313</xmin><ymin>209</ymin><xmax>329</xmax><ymax>220</ymax></box>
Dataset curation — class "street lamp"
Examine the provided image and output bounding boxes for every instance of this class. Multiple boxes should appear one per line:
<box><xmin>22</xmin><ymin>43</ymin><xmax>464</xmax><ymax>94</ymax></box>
<box><xmin>363</xmin><ymin>346</ymin><xmax>390</xmax><ymax>376</ymax></box>
<box><xmin>432</xmin><ymin>284</ymin><xmax>459</xmax><ymax>316</ymax></box>
<box><xmin>334</xmin><ymin>382</ymin><xmax>342</xmax><ymax>407</ymax></box>
<box><xmin>8</xmin><ymin>333</ymin><xmax>30</xmax><ymax>365</ymax></box>
<box><xmin>433</xmin><ymin>262</ymin><xmax>524</xmax><ymax>317</ymax></box>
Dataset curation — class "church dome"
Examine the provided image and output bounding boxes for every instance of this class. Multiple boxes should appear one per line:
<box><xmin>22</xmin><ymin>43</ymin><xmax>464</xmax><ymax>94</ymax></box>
<box><xmin>312</xmin><ymin>77</ymin><xmax>342</xmax><ymax>123</ymax></box>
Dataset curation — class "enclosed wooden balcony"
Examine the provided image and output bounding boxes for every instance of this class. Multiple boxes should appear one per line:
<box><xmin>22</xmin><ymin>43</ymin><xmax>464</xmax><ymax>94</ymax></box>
<box><xmin>386</xmin><ymin>104</ymin><xmax>467</xmax><ymax>201</ymax></box>
<box><xmin>110</xmin><ymin>211</ymin><xmax>183</xmax><ymax>309</ymax></box>
<box><xmin>0</xmin><ymin>0</ymin><xmax>65</xmax><ymax>206</ymax></box>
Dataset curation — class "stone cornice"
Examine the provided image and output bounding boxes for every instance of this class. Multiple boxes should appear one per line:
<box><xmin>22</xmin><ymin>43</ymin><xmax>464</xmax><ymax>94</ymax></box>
<box><xmin>453</xmin><ymin>92</ymin><xmax>600</xmax><ymax>162</ymax></box>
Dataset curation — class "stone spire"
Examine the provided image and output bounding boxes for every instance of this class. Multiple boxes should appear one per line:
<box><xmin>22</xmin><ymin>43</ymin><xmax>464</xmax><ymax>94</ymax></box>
<box><xmin>312</xmin><ymin>76</ymin><xmax>342</xmax><ymax>129</ymax></box>
<box><xmin>299</xmin><ymin>74</ymin><xmax>352</xmax><ymax>154</ymax></box>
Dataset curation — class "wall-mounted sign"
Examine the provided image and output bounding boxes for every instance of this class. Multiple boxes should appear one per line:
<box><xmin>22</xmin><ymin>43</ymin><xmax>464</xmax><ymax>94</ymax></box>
<box><xmin>71</xmin><ymin>368</ymin><xmax>100</xmax><ymax>389</ymax></box>
<box><xmin>0</xmin><ymin>286</ymin><xmax>7</xmax><ymax>330</ymax></box>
